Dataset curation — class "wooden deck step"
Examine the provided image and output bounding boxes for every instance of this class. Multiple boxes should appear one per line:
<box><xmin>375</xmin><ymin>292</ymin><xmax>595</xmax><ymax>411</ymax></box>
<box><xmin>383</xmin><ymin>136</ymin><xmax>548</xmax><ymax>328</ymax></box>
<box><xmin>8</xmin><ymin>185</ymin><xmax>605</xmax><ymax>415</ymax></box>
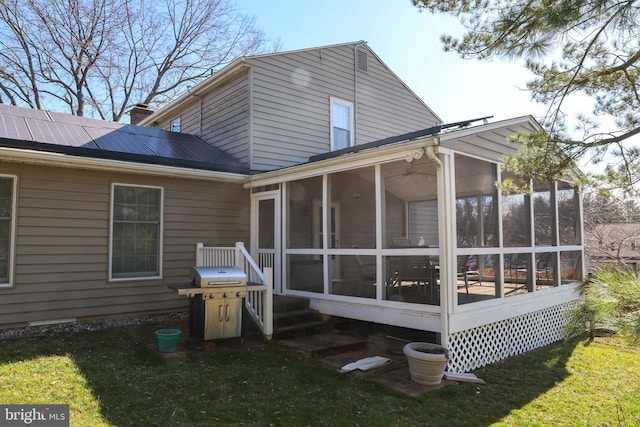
<box><xmin>273</xmin><ymin>308</ymin><xmax>318</xmax><ymax>320</ymax></box>
<box><xmin>272</xmin><ymin>295</ymin><xmax>333</xmax><ymax>339</ymax></box>
<box><xmin>273</xmin><ymin>319</ymin><xmax>331</xmax><ymax>334</ymax></box>
<box><xmin>273</xmin><ymin>295</ymin><xmax>310</xmax><ymax>311</ymax></box>
<box><xmin>277</xmin><ymin>333</ymin><xmax>368</xmax><ymax>359</ymax></box>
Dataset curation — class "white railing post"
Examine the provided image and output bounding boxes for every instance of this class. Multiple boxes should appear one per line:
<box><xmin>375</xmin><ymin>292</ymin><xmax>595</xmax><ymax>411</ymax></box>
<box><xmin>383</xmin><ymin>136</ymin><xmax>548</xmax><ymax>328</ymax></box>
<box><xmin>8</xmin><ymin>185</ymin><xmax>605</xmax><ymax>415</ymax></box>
<box><xmin>263</xmin><ymin>267</ymin><xmax>274</xmax><ymax>340</ymax></box>
<box><xmin>235</xmin><ymin>241</ymin><xmax>244</xmax><ymax>269</ymax></box>
<box><xmin>196</xmin><ymin>242</ymin><xmax>204</xmax><ymax>266</ymax></box>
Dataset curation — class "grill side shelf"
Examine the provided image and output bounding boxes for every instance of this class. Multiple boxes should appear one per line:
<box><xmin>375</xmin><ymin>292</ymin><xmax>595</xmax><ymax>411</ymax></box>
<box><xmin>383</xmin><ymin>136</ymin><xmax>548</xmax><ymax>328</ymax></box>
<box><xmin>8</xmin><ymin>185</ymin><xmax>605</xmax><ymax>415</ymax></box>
<box><xmin>168</xmin><ymin>284</ymin><xmax>211</xmax><ymax>296</ymax></box>
<box><xmin>168</xmin><ymin>284</ymin><xmax>246</xmax><ymax>296</ymax></box>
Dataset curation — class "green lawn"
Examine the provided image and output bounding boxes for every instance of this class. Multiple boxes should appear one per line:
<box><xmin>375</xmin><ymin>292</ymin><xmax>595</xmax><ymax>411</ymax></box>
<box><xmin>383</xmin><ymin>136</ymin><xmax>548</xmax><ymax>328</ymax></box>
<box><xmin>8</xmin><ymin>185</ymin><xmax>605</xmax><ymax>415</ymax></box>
<box><xmin>1</xmin><ymin>322</ymin><xmax>638</xmax><ymax>426</ymax></box>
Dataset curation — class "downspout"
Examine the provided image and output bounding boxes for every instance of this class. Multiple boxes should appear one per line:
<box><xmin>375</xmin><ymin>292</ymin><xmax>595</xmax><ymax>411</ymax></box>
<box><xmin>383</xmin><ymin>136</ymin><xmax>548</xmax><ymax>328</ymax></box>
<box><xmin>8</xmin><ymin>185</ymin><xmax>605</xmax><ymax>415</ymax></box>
<box><xmin>426</xmin><ymin>143</ymin><xmax>450</xmax><ymax>348</ymax></box>
<box><xmin>426</xmin><ymin>144</ymin><xmax>442</xmax><ymax>170</ymax></box>
<box><xmin>353</xmin><ymin>41</ymin><xmax>366</xmax><ymax>145</ymax></box>
<box><xmin>187</xmin><ymin>86</ymin><xmax>203</xmax><ymax>136</ymax></box>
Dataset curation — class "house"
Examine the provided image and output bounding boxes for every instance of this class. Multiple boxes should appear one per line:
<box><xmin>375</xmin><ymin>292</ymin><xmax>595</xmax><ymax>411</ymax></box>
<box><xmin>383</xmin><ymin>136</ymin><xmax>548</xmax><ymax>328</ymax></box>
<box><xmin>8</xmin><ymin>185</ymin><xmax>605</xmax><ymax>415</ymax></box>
<box><xmin>0</xmin><ymin>41</ymin><xmax>583</xmax><ymax>372</ymax></box>
<box><xmin>584</xmin><ymin>222</ymin><xmax>640</xmax><ymax>270</ymax></box>
<box><xmin>0</xmin><ymin>104</ymin><xmax>251</xmax><ymax>327</ymax></box>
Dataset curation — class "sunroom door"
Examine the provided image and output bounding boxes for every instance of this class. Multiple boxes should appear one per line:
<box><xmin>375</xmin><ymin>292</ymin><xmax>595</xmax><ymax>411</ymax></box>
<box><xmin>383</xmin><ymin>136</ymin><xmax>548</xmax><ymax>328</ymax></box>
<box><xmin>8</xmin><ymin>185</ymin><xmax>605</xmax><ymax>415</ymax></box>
<box><xmin>251</xmin><ymin>191</ymin><xmax>281</xmax><ymax>293</ymax></box>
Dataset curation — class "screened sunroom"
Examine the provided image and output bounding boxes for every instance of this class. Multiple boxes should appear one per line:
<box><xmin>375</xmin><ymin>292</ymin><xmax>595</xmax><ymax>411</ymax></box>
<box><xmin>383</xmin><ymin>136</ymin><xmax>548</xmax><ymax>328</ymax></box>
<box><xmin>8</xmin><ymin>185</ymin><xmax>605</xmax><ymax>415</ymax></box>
<box><xmin>249</xmin><ymin>116</ymin><xmax>584</xmax><ymax>372</ymax></box>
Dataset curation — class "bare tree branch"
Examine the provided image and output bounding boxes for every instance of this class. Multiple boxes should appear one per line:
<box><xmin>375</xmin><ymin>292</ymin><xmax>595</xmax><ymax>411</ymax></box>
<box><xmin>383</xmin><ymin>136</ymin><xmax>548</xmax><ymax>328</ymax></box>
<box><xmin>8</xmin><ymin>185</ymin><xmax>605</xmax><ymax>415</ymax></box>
<box><xmin>0</xmin><ymin>0</ymin><xmax>271</xmax><ymax>121</ymax></box>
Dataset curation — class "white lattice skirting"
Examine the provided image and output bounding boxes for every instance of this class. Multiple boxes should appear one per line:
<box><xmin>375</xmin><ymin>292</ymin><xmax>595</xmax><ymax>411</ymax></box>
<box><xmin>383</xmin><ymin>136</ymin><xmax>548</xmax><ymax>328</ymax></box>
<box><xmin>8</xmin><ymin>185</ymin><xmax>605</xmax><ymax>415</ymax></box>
<box><xmin>447</xmin><ymin>301</ymin><xmax>575</xmax><ymax>373</ymax></box>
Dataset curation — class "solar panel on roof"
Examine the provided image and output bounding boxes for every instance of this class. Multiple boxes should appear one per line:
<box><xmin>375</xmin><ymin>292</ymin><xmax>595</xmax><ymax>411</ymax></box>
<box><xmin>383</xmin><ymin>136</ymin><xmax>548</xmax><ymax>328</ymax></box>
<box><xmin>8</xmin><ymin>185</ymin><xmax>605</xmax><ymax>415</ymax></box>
<box><xmin>0</xmin><ymin>116</ymin><xmax>31</xmax><ymax>141</ymax></box>
<box><xmin>0</xmin><ymin>104</ymin><xmax>51</xmax><ymax>121</ymax></box>
<box><xmin>143</xmin><ymin>136</ymin><xmax>217</xmax><ymax>161</ymax></box>
<box><xmin>48</xmin><ymin>111</ymin><xmax>122</xmax><ymax>129</ymax></box>
<box><xmin>0</xmin><ymin>103</ymin><xmax>249</xmax><ymax>173</ymax></box>
<box><xmin>127</xmin><ymin>124</ymin><xmax>168</xmax><ymax>138</ymax></box>
<box><xmin>26</xmin><ymin>119</ymin><xmax>60</xmax><ymax>144</ymax></box>
<box><xmin>26</xmin><ymin>118</ymin><xmax>99</xmax><ymax>148</ymax></box>
<box><xmin>86</xmin><ymin>127</ymin><xmax>156</xmax><ymax>155</ymax></box>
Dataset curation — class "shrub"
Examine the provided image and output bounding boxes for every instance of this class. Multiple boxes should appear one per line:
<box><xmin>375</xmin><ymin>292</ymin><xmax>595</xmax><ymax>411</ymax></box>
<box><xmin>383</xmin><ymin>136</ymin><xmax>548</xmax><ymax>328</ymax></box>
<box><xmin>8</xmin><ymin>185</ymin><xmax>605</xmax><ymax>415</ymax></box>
<box><xmin>563</xmin><ymin>266</ymin><xmax>640</xmax><ymax>344</ymax></box>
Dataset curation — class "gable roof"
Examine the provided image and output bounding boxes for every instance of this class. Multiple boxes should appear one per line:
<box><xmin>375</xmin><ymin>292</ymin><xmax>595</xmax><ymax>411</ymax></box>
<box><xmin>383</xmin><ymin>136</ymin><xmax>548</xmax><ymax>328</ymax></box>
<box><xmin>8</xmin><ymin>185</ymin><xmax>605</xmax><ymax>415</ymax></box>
<box><xmin>244</xmin><ymin>41</ymin><xmax>440</xmax><ymax>121</ymax></box>
<box><xmin>0</xmin><ymin>104</ymin><xmax>249</xmax><ymax>174</ymax></box>
<box><xmin>138</xmin><ymin>41</ymin><xmax>440</xmax><ymax>127</ymax></box>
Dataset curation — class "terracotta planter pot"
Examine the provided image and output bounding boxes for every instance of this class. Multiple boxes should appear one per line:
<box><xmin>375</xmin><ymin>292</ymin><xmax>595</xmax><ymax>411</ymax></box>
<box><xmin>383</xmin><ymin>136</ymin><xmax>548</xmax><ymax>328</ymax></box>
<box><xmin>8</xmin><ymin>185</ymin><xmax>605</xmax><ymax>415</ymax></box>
<box><xmin>403</xmin><ymin>342</ymin><xmax>450</xmax><ymax>385</ymax></box>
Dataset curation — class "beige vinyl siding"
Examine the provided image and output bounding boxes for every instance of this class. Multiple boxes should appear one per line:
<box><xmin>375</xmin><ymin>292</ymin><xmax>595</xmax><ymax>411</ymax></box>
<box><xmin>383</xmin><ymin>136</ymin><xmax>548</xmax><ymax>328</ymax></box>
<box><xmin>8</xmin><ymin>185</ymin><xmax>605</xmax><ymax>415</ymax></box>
<box><xmin>151</xmin><ymin>72</ymin><xmax>251</xmax><ymax>166</ymax></box>
<box><xmin>198</xmin><ymin>72</ymin><xmax>251</xmax><ymax>164</ymax></box>
<box><xmin>0</xmin><ymin>163</ymin><xmax>249</xmax><ymax>328</ymax></box>
<box><xmin>247</xmin><ymin>44</ymin><xmax>439</xmax><ymax>171</ymax></box>
<box><xmin>248</xmin><ymin>48</ymin><xmax>354</xmax><ymax>170</ymax></box>
<box><xmin>142</xmin><ymin>43</ymin><xmax>438</xmax><ymax>172</ymax></box>
<box><xmin>408</xmin><ymin>201</ymin><xmax>439</xmax><ymax>246</ymax></box>
<box><xmin>356</xmin><ymin>49</ymin><xmax>440</xmax><ymax>141</ymax></box>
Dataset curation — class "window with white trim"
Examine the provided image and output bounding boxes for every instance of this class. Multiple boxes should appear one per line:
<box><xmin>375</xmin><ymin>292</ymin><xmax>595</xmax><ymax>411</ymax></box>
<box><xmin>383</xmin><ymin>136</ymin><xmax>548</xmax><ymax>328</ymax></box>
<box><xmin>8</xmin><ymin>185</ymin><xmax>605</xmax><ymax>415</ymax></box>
<box><xmin>171</xmin><ymin>117</ymin><xmax>181</xmax><ymax>132</ymax></box>
<box><xmin>0</xmin><ymin>176</ymin><xmax>15</xmax><ymax>287</ymax></box>
<box><xmin>110</xmin><ymin>184</ymin><xmax>162</xmax><ymax>280</ymax></box>
<box><xmin>330</xmin><ymin>98</ymin><xmax>354</xmax><ymax>151</ymax></box>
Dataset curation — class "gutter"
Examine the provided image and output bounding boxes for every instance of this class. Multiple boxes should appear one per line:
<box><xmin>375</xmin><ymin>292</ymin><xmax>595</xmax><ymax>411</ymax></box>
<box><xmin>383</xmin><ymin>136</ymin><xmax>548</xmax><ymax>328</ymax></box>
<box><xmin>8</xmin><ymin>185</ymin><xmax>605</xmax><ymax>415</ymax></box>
<box><xmin>246</xmin><ymin>137</ymin><xmax>437</xmax><ymax>188</ymax></box>
<box><xmin>426</xmin><ymin>145</ymin><xmax>442</xmax><ymax>170</ymax></box>
<box><xmin>0</xmin><ymin>147</ymin><xmax>248</xmax><ymax>183</ymax></box>
<box><xmin>187</xmin><ymin>86</ymin><xmax>203</xmax><ymax>136</ymax></box>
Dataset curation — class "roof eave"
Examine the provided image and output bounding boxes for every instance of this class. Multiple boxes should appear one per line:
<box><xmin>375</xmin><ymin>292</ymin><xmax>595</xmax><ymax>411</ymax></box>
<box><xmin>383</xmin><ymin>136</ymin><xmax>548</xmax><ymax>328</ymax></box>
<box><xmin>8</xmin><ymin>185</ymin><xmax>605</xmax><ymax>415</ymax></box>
<box><xmin>438</xmin><ymin>115</ymin><xmax>542</xmax><ymax>142</ymax></box>
<box><xmin>247</xmin><ymin>136</ymin><xmax>438</xmax><ymax>188</ymax></box>
<box><xmin>0</xmin><ymin>146</ymin><xmax>249</xmax><ymax>183</ymax></box>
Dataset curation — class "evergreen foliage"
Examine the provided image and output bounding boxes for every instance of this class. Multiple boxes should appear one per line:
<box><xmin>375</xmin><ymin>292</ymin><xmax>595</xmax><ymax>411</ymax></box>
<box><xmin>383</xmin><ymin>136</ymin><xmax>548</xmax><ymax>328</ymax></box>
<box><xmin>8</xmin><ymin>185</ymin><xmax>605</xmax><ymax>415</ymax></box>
<box><xmin>413</xmin><ymin>0</ymin><xmax>640</xmax><ymax>194</ymax></box>
<box><xmin>564</xmin><ymin>266</ymin><xmax>640</xmax><ymax>344</ymax></box>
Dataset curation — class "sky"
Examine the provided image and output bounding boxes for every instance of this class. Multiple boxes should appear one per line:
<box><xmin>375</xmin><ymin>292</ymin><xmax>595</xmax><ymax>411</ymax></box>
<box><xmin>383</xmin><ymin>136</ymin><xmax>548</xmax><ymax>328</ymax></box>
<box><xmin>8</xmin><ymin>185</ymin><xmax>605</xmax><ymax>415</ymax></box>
<box><xmin>235</xmin><ymin>0</ymin><xmax>549</xmax><ymax>125</ymax></box>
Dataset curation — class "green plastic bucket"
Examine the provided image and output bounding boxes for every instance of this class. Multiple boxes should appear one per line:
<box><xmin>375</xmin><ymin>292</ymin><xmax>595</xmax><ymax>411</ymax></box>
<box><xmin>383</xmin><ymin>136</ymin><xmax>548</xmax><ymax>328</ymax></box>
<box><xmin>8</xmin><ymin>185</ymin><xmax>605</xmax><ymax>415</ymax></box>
<box><xmin>155</xmin><ymin>329</ymin><xmax>182</xmax><ymax>352</ymax></box>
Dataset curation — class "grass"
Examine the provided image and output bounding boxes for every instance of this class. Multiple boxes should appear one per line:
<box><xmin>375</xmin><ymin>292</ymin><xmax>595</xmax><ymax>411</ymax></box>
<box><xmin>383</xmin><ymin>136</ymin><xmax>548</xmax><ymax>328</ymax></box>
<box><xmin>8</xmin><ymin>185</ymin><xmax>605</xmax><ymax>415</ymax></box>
<box><xmin>0</xmin><ymin>321</ymin><xmax>639</xmax><ymax>426</ymax></box>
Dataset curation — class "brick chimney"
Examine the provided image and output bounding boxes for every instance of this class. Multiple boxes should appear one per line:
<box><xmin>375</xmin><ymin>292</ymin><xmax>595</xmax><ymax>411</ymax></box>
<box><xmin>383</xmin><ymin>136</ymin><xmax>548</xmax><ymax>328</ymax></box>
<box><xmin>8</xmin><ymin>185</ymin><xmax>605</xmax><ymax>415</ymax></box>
<box><xmin>129</xmin><ymin>103</ymin><xmax>154</xmax><ymax>125</ymax></box>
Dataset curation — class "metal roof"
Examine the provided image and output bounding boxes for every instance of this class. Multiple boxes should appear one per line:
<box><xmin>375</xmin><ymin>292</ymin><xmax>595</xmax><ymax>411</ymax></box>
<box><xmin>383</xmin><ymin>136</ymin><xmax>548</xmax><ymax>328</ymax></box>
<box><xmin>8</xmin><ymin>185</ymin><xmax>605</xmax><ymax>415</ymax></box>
<box><xmin>0</xmin><ymin>104</ymin><xmax>250</xmax><ymax>174</ymax></box>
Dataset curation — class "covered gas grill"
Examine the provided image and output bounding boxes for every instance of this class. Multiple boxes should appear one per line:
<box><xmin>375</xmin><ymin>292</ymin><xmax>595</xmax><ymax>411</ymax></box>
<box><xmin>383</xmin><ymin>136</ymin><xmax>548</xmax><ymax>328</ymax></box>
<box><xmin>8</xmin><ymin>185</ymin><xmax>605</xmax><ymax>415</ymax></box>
<box><xmin>169</xmin><ymin>266</ymin><xmax>247</xmax><ymax>341</ymax></box>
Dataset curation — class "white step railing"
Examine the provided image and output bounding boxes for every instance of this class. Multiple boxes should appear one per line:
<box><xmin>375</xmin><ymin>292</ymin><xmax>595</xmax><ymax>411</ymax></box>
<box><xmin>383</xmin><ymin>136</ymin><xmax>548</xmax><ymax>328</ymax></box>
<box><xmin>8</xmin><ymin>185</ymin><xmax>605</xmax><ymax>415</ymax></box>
<box><xmin>257</xmin><ymin>250</ymin><xmax>275</xmax><ymax>271</ymax></box>
<box><xmin>195</xmin><ymin>242</ymin><xmax>273</xmax><ymax>341</ymax></box>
